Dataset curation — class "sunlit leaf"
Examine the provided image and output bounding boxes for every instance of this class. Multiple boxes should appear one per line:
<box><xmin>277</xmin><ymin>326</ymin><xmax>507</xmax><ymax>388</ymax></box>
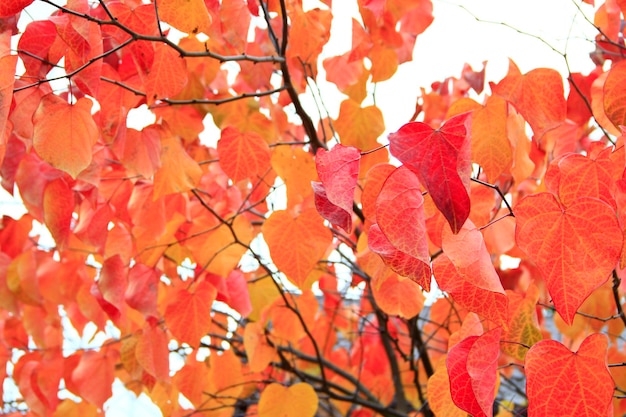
<box><xmin>389</xmin><ymin>112</ymin><xmax>471</xmax><ymax>234</ymax></box>
<box><xmin>136</xmin><ymin>323</ymin><xmax>170</xmax><ymax>382</ymax></box>
<box><xmin>153</xmin><ymin>129</ymin><xmax>202</xmax><ymax>199</ymax></box>
<box><xmin>313</xmin><ymin>144</ymin><xmax>360</xmax><ymax>232</ymax></box>
<box><xmin>71</xmin><ymin>350</ymin><xmax>115</xmax><ymax>408</ymax></box>
<box><xmin>603</xmin><ymin>59</ymin><xmax>626</xmax><ymax>130</ymax></box>
<box><xmin>0</xmin><ymin>0</ymin><xmax>33</xmax><ymax>17</ymax></box>
<box><xmin>145</xmin><ymin>43</ymin><xmax>188</xmax><ymax>105</ymax></box>
<box><xmin>258</xmin><ymin>382</ymin><xmax>318</xmax><ymax>417</ymax></box>
<box><xmin>525</xmin><ymin>334</ymin><xmax>614</xmax><ymax>416</ymax></box>
<box><xmin>334</xmin><ymin>99</ymin><xmax>385</xmax><ymax>151</ymax></box>
<box><xmin>218</xmin><ymin>126</ymin><xmax>271</xmax><ymax>183</ymax></box>
<box><xmin>158</xmin><ymin>0</ymin><xmax>212</xmax><ymax>35</ymax></box>
<box><xmin>263</xmin><ymin>209</ymin><xmax>332</xmax><ymax>288</ymax></box>
<box><xmin>471</xmin><ymin>95</ymin><xmax>512</xmax><ymax>182</ymax></box>
<box><xmin>32</xmin><ymin>95</ymin><xmax>98</xmax><ymax>178</ymax></box>
<box><xmin>515</xmin><ymin>193</ymin><xmax>622</xmax><ymax>324</ymax></box>
<box><xmin>164</xmin><ymin>280</ymin><xmax>216</xmax><ymax>347</ymax></box>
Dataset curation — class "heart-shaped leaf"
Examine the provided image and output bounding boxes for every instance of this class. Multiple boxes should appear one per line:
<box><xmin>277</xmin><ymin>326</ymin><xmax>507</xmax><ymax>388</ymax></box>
<box><xmin>258</xmin><ymin>382</ymin><xmax>318</xmax><ymax>417</ymax></box>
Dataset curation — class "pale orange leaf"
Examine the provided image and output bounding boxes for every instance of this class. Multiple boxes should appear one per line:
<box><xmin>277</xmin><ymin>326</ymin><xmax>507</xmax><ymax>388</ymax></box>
<box><xmin>164</xmin><ymin>280</ymin><xmax>216</xmax><ymax>347</ymax></box>
<box><xmin>258</xmin><ymin>382</ymin><xmax>318</xmax><ymax>417</ymax></box>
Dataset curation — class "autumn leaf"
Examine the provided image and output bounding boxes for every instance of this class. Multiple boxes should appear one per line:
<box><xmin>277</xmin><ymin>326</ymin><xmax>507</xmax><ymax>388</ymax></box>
<box><xmin>0</xmin><ymin>0</ymin><xmax>33</xmax><ymax>17</ymax></box>
<box><xmin>42</xmin><ymin>178</ymin><xmax>74</xmax><ymax>250</ymax></box>
<box><xmin>372</xmin><ymin>273</ymin><xmax>424</xmax><ymax>318</ymax></box>
<box><xmin>258</xmin><ymin>382</ymin><xmax>318</xmax><ymax>417</ymax></box>
<box><xmin>515</xmin><ymin>193</ymin><xmax>622</xmax><ymax>324</ymax></box>
<box><xmin>263</xmin><ymin>209</ymin><xmax>332</xmax><ymax>288</ymax></box>
<box><xmin>447</xmin><ymin>327</ymin><xmax>501</xmax><ymax>417</ymax></box>
<box><xmin>334</xmin><ymin>99</ymin><xmax>385</xmax><ymax>151</ymax></box>
<box><xmin>144</xmin><ymin>43</ymin><xmax>188</xmax><ymax>105</ymax></box>
<box><xmin>217</xmin><ymin>126</ymin><xmax>271</xmax><ymax>183</ymax></box>
<box><xmin>389</xmin><ymin>112</ymin><xmax>471</xmax><ymax>234</ymax></box>
<box><xmin>157</xmin><ymin>0</ymin><xmax>212</xmax><ymax>35</ymax></box>
<box><xmin>312</xmin><ymin>144</ymin><xmax>361</xmax><ymax>232</ymax></box>
<box><xmin>492</xmin><ymin>60</ymin><xmax>566</xmax><ymax>138</ymax></box>
<box><xmin>244</xmin><ymin>321</ymin><xmax>277</xmax><ymax>372</ymax></box>
<box><xmin>71</xmin><ymin>350</ymin><xmax>116</xmax><ymax>408</ymax></box>
<box><xmin>525</xmin><ymin>334</ymin><xmax>614</xmax><ymax>416</ymax></box>
<box><xmin>603</xmin><ymin>59</ymin><xmax>626</xmax><ymax>130</ymax></box>
<box><xmin>136</xmin><ymin>323</ymin><xmax>170</xmax><ymax>382</ymax></box>
<box><xmin>164</xmin><ymin>280</ymin><xmax>216</xmax><ymax>347</ymax></box>
<box><xmin>502</xmin><ymin>285</ymin><xmax>542</xmax><ymax>361</ymax></box>
<box><xmin>471</xmin><ymin>95</ymin><xmax>512</xmax><ymax>182</ymax></box>
<box><xmin>32</xmin><ymin>95</ymin><xmax>98</xmax><ymax>178</ymax></box>
<box><xmin>153</xmin><ymin>129</ymin><xmax>203</xmax><ymax>199</ymax></box>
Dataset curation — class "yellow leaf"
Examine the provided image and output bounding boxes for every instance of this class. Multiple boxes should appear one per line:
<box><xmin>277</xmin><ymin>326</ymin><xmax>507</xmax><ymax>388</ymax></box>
<box><xmin>33</xmin><ymin>95</ymin><xmax>98</xmax><ymax>178</ymax></box>
<box><xmin>158</xmin><ymin>0</ymin><xmax>212</xmax><ymax>35</ymax></box>
<box><xmin>334</xmin><ymin>99</ymin><xmax>385</xmax><ymax>151</ymax></box>
<box><xmin>258</xmin><ymin>382</ymin><xmax>318</xmax><ymax>417</ymax></box>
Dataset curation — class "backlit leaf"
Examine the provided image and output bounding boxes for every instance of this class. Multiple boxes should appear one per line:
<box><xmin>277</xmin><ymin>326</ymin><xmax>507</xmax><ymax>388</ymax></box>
<box><xmin>471</xmin><ymin>95</ymin><xmax>512</xmax><ymax>182</ymax></box>
<box><xmin>145</xmin><ymin>43</ymin><xmax>187</xmax><ymax>105</ymax></box>
<box><xmin>153</xmin><ymin>129</ymin><xmax>202</xmax><ymax>199</ymax></box>
<box><xmin>258</xmin><ymin>382</ymin><xmax>318</xmax><ymax>417</ymax></box>
<box><xmin>492</xmin><ymin>60</ymin><xmax>566</xmax><ymax>138</ymax></box>
<box><xmin>312</xmin><ymin>144</ymin><xmax>361</xmax><ymax>232</ymax></box>
<box><xmin>33</xmin><ymin>95</ymin><xmax>98</xmax><ymax>178</ymax></box>
<box><xmin>525</xmin><ymin>334</ymin><xmax>614</xmax><ymax>416</ymax></box>
<box><xmin>502</xmin><ymin>285</ymin><xmax>542</xmax><ymax>361</ymax></box>
<box><xmin>389</xmin><ymin>112</ymin><xmax>471</xmax><ymax>234</ymax></box>
<box><xmin>164</xmin><ymin>280</ymin><xmax>216</xmax><ymax>347</ymax></box>
<box><xmin>515</xmin><ymin>193</ymin><xmax>622</xmax><ymax>324</ymax></box>
<box><xmin>136</xmin><ymin>323</ymin><xmax>170</xmax><ymax>382</ymax></box>
<box><xmin>603</xmin><ymin>59</ymin><xmax>626</xmax><ymax>130</ymax></box>
<box><xmin>428</xmin><ymin>358</ymin><xmax>467</xmax><ymax>417</ymax></box>
<box><xmin>217</xmin><ymin>126</ymin><xmax>271</xmax><ymax>183</ymax></box>
<box><xmin>0</xmin><ymin>0</ymin><xmax>33</xmax><ymax>17</ymax></box>
<box><xmin>372</xmin><ymin>273</ymin><xmax>424</xmax><ymax>318</ymax></box>
<box><xmin>263</xmin><ymin>209</ymin><xmax>332</xmax><ymax>288</ymax></box>
<box><xmin>71</xmin><ymin>350</ymin><xmax>115</xmax><ymax>407</ymax></box>
<box><xmin>447</xmin><ymin>327</ymin><xmax>501</xmax><ymax>417</ymax></box>
<box><xmin>43</xmin><ymin>178</ymin><xmax>74</xmax><ymax>250</ymax></box>
<box><xmin>334</xmin><ymin>99</ymin><xmax>385</xmax><ymax>151</ymax></box>
<box><xmin>158</xmin><ymin>0</ymin><xmax>212</xmax><ymax>35</ymax></box>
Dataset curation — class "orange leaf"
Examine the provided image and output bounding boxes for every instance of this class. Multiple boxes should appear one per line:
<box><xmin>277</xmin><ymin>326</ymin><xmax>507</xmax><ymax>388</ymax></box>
<box><xmin>263</xmin><ymin>209</ymin><xmax>332</xmax><ymax>288</ymax></box>
<box><xmin>334</xmin><ymin>99</ymin><xmax>385</xmax><ymax>151</ymax></box>
<box><xmin>33</xmin><ymin>95</ymin><xmax>98</xmax><ymax>178</ymax></box>
<box><xmin>164</xmin><ymin>280</ymin><xmax>216</xmax><ymax>347</ymax></box>
<box><xmin>0</xmin><ymin>31</ymin><xmax>16</xmax><ymax>165</ymax></box>
<box><xmin>217</xmin><ymin>126</ymin><xmax>271</xmax><ymax>182</ymax></box>
<box><xmin>502</xmin><ymin>285</ymin><xmax>542</xmax><ymax>361</ymax></box>
<box><xmin>287</xmin><ymin>7</ymin><xmax>331</xmax><ymax>63</ymax></box>
<box><xmin>258</xmin><ymin>382</ymin><xmax>318</xmax><ymax>417</ymax></box>
<box><xmin>447</xmin><ymin>327</ymin><xmax>501</xmax><ymax>417</ymax></box>
<box><xmin>525</xmin><ymin>334</ymin><xmax>614</xmax><ymax>416</ymax></box>
<box><xmin>43</xmin><ymin>178</ymin><xmax>74</xmax><ymax>250</ymax></box>
<box><xmin>71</xmin><ymin>350</ymin><xmax>116</xmax><ymax>407</ymax></box>
<box><xmin>173</xmin><ymin>358</ymin><xmax>209</xmax><ymax>407</ymax></box>
<box><xmin>136</xmin><ymin>324</ymin><xmax>170</xmax><ymax>382</ymax></box>
<box><xmin>434</xmin><ymin>220</ymin><xmax>508</xmax><ymax>326</ymax></box>
<box><xmin>603</xmin><ymin>59</ymin><xmax>626</xmax><ymax>130</ymax></box>
<box><xmin>145</xmin><ymin>43</ymin><xmax>187</xmax><ymax>105</ymax></box>
<box><xmin>244</xmin><ymin>321</ymin><xmax>277</xmax><ymax>372</ymax></box>
<box><xmin>158</xmin><ymin>0</ymin><xmax>212</xmax><ymax>35</ymax></box>
<box><xmin>515</xmin><ymin>193</ymin><xmax>622</xmax><ymax>324</ymax></box>
<box><xmin>153</xmin><ymin>129</ymin><xmax>202</xmax><ymax>199</ymax></box>
<box><xmin>493</xmin><ymin>60</ymin><xmax>566</xmax><ymax>138</ymax></box>
<box><xmin>372</xmin><ymin>273</ymin><xmax>424</xmax><ymax>318</ymax></box>
<box><xmin>471</xmin><ymin>96</ymin><xmax>512</xmax><ymax>182</ymax></box>
<box><xmin>271</xmin><ymin>146</ymin><xmax>317</xmax><ymax>207</ymax></box>
<box><xmin>427</xmin><ymin>359</ymin><xmax>467</xmax><ymax>417</ymax></box>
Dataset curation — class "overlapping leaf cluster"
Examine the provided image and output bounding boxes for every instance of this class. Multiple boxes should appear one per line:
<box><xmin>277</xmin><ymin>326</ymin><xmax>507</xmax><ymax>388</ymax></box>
<box><xmin>1</xmin><ymin>0</ymin><xmax>626</xmax><ymax>416</ymax></box>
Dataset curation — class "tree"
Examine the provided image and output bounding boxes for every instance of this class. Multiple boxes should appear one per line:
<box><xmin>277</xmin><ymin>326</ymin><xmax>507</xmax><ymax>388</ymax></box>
<box><xmin>0</xmin><ymin>0</ymin><xmax>626</xmax><ymax>416</ymax></box>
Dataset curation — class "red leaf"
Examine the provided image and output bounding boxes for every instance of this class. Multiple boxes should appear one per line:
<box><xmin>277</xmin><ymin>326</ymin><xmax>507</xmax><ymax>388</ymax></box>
<box><xmin>0</xmin><ymin>0</ymin><xmax>33</xmax><ymax>17</ymax></box>
<box><xmin>313</xmin><ymin>144</ymin><xmax>361</xmax><ymax>232</ymax></box>
<box><xmin>389</xmin><ymin>112</ymin><xmax>471</xmax><ymax>234</ymax></box>
<box><xmin>603</xmin><ymin>59</ymin><xmax>626</xmax><ymax>130</ymax></box>
<box><xmin>369</xmin><ymin>166</ymin><xmax>431</xmax><ymax>290</ymax></box>
<box><xmin>136</xmin><ymin>323</ymin><xmax>170</xmax><ymax>382</ymax></box>
<box><xmin>447</xmin><ymin>327</ymin><xmax>501</xmax><ymax>417</ymax></box>
<box><xmin>515</xmin><ymin>193</ymin><xmax>622</xmax><ymax>324</ymax></box>
<box><xmin>71</xmin><ymin>350</ymin><xmax>115</xmax><ymax>407</ymax></box>
<box><xmin>124</xmin><ymin>263</ymin><xmax>159</xmax><ymax>319</ymax></box>
<box><xmin>525</xmin><ymin>334</ymin><xmax>614</xmax><ymax>416</ymax></box>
